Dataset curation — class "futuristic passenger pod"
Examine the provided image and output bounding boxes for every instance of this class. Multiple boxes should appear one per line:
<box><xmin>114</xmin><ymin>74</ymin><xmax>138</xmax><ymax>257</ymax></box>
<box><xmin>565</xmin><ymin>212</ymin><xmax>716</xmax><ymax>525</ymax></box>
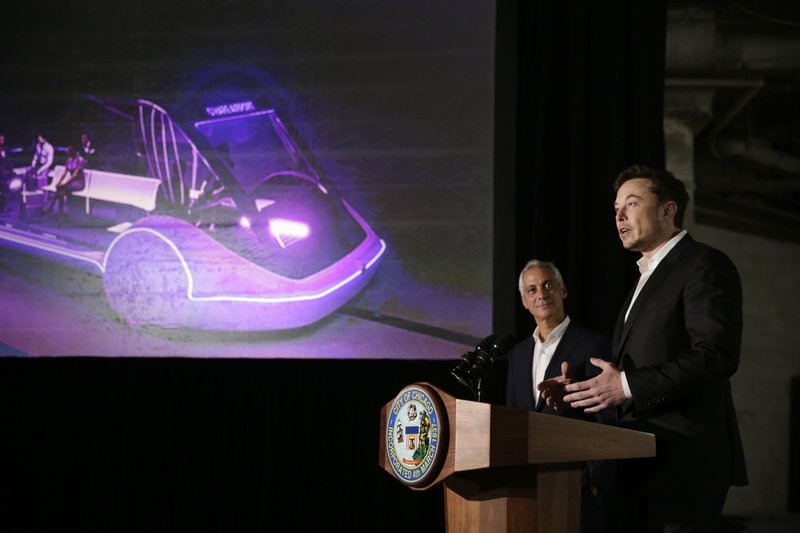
<box><xmin>0</xmin><ymin>81</ymin><xmax>386</xmax><ymax>331</ymax></box>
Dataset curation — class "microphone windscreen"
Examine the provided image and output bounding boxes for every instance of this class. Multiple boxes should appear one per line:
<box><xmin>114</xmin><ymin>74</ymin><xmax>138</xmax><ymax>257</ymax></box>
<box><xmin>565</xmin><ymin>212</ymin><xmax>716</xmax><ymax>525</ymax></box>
<box><xmin>489</xmin><ymin>333</ymin><xmax>516</xmax><ymax>359</ymax></box>
<box><xmin>475</xmin><ymin>334</ymin><xmax>498</xmax><ymax>352</ymax></box>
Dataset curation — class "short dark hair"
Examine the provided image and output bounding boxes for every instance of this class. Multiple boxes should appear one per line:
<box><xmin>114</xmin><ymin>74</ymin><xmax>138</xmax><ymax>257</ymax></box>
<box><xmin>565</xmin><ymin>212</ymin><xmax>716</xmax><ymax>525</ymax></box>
<box><xmin>614</xmin><ymin>164</ymin><xmax>690</xmax><ymax>228</ymax></box>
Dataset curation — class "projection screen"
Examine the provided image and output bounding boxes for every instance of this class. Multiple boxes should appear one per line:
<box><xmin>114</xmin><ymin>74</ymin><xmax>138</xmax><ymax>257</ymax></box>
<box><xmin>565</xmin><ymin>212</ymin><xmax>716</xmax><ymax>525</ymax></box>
<box><xmin>0</xmin><ymin>1</ymin><xmax>495</xmax><ymax>359</ymax></box>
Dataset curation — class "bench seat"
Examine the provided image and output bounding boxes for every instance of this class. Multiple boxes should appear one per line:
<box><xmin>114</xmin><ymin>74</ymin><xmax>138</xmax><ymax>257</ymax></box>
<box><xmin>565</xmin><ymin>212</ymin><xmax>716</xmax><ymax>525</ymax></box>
<box><xmin>44</xmin><ymin>166</ymin><xmax>162</xmax><ymax>214</ymax></box>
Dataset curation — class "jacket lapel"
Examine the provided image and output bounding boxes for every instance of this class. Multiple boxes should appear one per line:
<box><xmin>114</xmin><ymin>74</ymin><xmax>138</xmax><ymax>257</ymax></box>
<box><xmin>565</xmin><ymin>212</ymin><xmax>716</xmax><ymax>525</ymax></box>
<box><xmin>613</xmin><ymin>283</ymin><xmax>636</xmax><ymax>360</ymax></box>
<box><xmin>615</xmin><ymin>234</ymin><xmax>694</xmax><ymax>361</ymax></box>
<box><xmin>519</xmin><ymin>337</ymin><xmax>537</xmax><ymax>410</ymax></box>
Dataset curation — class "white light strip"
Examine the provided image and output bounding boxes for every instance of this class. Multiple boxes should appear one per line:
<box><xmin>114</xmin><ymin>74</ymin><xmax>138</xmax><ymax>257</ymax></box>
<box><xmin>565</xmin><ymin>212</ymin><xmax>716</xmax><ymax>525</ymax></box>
<box><xmin>1</xmin><ymin>225</ymin><xmax>386</xmax><ymax>305</ymax></box>
<box><xmin>0</xmin><ymin>231</ymin><xmax>105</xmax><ymax>273</ymax></box>
<box><xmin>102</xmin><ymin>228</ymin><xmax>387</xmax><ymax>305</ymax></box>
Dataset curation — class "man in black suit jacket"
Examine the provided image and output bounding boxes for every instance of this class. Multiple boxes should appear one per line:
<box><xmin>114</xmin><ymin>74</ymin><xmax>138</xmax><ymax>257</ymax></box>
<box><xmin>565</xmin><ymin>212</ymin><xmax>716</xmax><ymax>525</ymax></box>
<box><xmin>506</xmin><ymin>259</ymin><xmax>613</xmax><ymax>533</ymax></box>
<box><xmin>0</xmin><ymin>134</ymin><xmax>16</xmax><ymax>212</ymax></box>
<box><xmin>560</xmin><ymin>165</ymin><xmax>748</xmax><ymax>532</ymax></box>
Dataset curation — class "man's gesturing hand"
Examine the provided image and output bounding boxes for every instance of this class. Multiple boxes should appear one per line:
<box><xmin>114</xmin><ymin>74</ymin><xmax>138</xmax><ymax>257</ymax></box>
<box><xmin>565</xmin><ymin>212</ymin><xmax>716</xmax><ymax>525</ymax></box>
<box><xmin>537</xmin><ymin>361</ymin><xmax>571</xmax><ymax>411</ymax></box>
<box><xmin>563</xmin><ymin>358</ymin><xmax>627</xmax><ymax>413</ymax></box>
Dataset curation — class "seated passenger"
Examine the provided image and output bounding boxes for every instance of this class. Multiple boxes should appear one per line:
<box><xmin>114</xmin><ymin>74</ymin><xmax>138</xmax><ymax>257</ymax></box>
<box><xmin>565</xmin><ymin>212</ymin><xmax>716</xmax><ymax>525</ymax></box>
<box><xmin>80</xmin><ymin>131</ymin><xmax>98</xmax><ymax>167</ymax></box>
<box><xmin>28</xmin><ymin>132</ymin><xmax>54</xmax><ymax>190</ymax></box>
<box><xmin>43</xmin><ymin>146</ymin><xmax>86</xmax><ymax>216</ymax></box>
<box><xmin>193</xmin><ymin>173</ymin><xmax>224</xmax><ymax>231</ymax></box>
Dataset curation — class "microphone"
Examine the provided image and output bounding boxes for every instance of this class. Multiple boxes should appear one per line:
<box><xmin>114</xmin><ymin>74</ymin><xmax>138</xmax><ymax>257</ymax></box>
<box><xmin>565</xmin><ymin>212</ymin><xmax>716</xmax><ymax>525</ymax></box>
<box><xmin>451</xmin><ymin>334</ymin><xmax>497</xmax><ymax>389</ymax></box>
<box><xmin>471</xmin><ymin>333</ymin><xmax>516</xmax><ymax>375</ymax></box>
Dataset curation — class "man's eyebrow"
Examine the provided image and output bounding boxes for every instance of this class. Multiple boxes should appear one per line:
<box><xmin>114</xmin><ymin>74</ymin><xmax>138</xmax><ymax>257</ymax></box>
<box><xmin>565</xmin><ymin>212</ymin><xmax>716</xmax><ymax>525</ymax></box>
<box><xmin>525</xmin><ymin>279</ymin><xmax>555</xmax><ymax>287</ymax></box>
<box><xmin>614</xmin><ymin>193</ymin><xmax>643</xmax><ymax>206</ymax></box>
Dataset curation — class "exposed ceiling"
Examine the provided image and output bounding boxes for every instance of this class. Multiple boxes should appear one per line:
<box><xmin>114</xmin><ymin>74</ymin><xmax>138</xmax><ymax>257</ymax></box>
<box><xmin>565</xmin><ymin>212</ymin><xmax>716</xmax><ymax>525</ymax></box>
<box><xmin>665</xmin><ymin>1</ymin><xmax>800</xmax><ymax>242</ymax></box>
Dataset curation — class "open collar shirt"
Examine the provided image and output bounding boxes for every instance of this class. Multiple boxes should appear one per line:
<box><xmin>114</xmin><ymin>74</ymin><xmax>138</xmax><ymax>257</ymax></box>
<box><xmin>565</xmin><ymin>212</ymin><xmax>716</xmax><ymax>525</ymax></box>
<box><xmin>532</xmin><ymin>315</ymin><xmax>570</xmax><ymax>404</ymax></box>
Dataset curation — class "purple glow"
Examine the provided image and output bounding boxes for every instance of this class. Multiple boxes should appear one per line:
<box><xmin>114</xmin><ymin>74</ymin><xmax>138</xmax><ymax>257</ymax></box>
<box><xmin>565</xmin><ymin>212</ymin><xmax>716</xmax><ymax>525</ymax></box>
<box><xmin>269</xmin><ymin>218</ymin><xmax>310</xmax><ymax>249</ymax></box>
<box><xmin>239</xmin><ymin>216</ymin><xmax>252</xmax><ymax>229</ymax></box>
<box><xmin>205</xmin><ymin>101</ymin><xmax>256</xmax><ymax>117</ymax></box>
<box><xmin>9</xmin><ymin>177</ymin><xmax>22</xmax><ymax>192</ymax></box>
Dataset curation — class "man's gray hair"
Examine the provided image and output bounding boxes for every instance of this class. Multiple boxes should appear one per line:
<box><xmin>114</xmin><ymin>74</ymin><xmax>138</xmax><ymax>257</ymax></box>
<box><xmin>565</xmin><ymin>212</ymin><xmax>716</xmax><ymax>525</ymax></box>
<box><xmin>517</xmin><ymin>259</ymin><xmax>565</xmax><ymax>295</ymax></box>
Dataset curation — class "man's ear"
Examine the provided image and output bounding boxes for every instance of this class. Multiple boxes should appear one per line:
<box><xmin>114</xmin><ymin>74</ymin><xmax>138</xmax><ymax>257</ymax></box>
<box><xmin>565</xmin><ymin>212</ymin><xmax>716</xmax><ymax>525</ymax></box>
<box><xmin>663</xmin><ymin>200</ymin><xmax>677</xmax><ymax>220</ymax></box>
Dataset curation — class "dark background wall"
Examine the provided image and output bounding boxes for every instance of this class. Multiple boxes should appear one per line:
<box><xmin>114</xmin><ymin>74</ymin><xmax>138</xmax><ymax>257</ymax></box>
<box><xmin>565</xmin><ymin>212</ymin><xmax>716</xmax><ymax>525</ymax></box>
<box><xmin>0</xmin><ymin>2</ymin><xmax>669</xmax><ymax>531</ymax></box>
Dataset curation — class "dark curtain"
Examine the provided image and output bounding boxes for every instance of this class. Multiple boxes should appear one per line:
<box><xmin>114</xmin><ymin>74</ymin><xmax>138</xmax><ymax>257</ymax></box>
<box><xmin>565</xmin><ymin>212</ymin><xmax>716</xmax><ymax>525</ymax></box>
<box><xmin>494</xmin><ymin>0</ymin><xmax>666</xmax><ymax>342</ymax></box>
<box><xmin>0</xmin><ymin>358</ymin><xmax>456</xmax><ymax>532</ymax></box>
<box><xmin>1</xmin><ymin>2</ymin><xmax>666</xmax><ymax>531</ymax></box>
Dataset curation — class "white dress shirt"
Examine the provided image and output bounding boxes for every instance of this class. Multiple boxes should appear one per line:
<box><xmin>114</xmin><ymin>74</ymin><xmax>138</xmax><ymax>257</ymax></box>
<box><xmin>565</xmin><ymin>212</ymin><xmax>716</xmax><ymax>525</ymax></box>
<box><xmin>31</xmin><ymin>141</ymin><xmax>54</xmax><ymax>175</ymax></box>
<box><xmin>532</xmin><ymin>316</ymin><xmax>570</xmax><ymax>404</ymax></box>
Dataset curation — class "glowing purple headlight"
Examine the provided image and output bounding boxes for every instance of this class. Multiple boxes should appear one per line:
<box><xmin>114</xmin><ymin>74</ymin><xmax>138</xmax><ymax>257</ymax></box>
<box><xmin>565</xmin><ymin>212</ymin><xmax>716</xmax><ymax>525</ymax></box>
<box><xmin>269</xmin><ymin>218</ymin><xmax>310</xmax><ymax>249</ymax></box>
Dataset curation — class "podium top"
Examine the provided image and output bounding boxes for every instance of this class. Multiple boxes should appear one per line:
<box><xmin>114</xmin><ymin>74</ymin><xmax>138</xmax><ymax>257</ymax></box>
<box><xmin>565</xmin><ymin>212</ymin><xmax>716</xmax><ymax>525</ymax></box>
<box><xmin>379</xmin><ymin>382</ymin><xmax>655</xmax><ymax>490</ymax></box>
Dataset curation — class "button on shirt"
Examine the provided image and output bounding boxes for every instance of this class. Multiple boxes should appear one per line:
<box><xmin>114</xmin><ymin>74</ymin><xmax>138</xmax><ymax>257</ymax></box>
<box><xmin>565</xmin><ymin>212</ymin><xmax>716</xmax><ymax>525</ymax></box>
<box><xmin>532</xmin><ymin>316</ymin><xmax>570</xmax><ymax>405</ymax></box>
<box><xmin>620</xmin><ymin>230</ymin><xmax>688</xmax><ymax>398</ymax></box>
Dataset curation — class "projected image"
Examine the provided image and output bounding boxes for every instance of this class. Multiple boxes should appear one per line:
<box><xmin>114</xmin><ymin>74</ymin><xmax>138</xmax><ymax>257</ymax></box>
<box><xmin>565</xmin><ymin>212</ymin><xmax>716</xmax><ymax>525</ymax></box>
<box><xmin>0</xmin><ymin>1</ymin><xmax>494</xmax><ymax>358</ymax></box>
<box><xmin>1</xmin><ymin>88</ymin><xmax>385</xmax><ymax>331</ymax></box>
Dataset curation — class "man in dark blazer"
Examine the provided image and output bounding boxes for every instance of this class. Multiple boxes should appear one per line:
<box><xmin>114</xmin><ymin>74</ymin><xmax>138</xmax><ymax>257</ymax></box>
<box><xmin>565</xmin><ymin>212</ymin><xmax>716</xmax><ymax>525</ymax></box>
<box><xmin>0</xmin><ymin>134</ymin><xmax>15</xmax><ymax>212</ymax></box>
<box><xmin>506</xmin><ymin>259</ymin><xmax>613</xmax><ymax>533</ymax></box>
<box><xmin>560</xmin><ymin>165</ymin><xmax>748</xmax><ymax>532</ymax></box>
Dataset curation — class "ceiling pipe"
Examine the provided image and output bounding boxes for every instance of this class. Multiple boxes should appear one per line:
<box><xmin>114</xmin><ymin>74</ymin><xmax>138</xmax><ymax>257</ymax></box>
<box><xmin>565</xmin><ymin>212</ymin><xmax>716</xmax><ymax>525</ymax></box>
<box><xmin>712</xmin><ymin>136</ymin><xmax>800</xmax><ymax>177</ymax></box>
<box><xmin>666</xmin><ymin>78</ymin><xmax>800</xmax><ymax>180</ymax></box>
<box><xmin>665</xmin><ymin>78</ymin><xmax>765</xmax><ymax>144</ymax></box>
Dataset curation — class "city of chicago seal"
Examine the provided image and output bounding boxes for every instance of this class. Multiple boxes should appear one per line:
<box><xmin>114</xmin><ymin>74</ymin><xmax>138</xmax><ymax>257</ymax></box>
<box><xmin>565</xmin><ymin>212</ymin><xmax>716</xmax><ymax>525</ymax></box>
<box><xmin>385</xmin><ymin>383</ymin><xmax>446</xmax><ymax>486</ymax></box>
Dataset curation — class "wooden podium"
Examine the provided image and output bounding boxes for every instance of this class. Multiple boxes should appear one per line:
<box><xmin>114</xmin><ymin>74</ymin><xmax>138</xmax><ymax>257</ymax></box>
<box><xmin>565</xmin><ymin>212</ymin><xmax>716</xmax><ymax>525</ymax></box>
<box><xmin>379</xmin><ymin>383</ymin><xmax>655</xmax><ymax>533</ymax></box>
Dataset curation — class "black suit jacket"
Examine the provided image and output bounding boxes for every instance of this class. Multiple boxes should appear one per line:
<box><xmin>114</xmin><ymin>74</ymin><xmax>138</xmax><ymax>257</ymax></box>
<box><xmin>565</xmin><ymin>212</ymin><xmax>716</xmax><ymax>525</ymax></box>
<box><xmin>506</xmin><ymin>320</ymin><xmax>614</xmax><ymax>488</ymax></box>
<box><xmin>613</xmin><ymin>233</ymin><xmax>748</xmax><ymax>492</ymax></box>
<box><xmin>507</xmin><ymin>321</ymin><xmax>611</xmax><ymax>412</ymax></box>
<box><xmin>0</xmin><ymin>150</ymin><xmax>14</xmax><ymax>179</ymax></box>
